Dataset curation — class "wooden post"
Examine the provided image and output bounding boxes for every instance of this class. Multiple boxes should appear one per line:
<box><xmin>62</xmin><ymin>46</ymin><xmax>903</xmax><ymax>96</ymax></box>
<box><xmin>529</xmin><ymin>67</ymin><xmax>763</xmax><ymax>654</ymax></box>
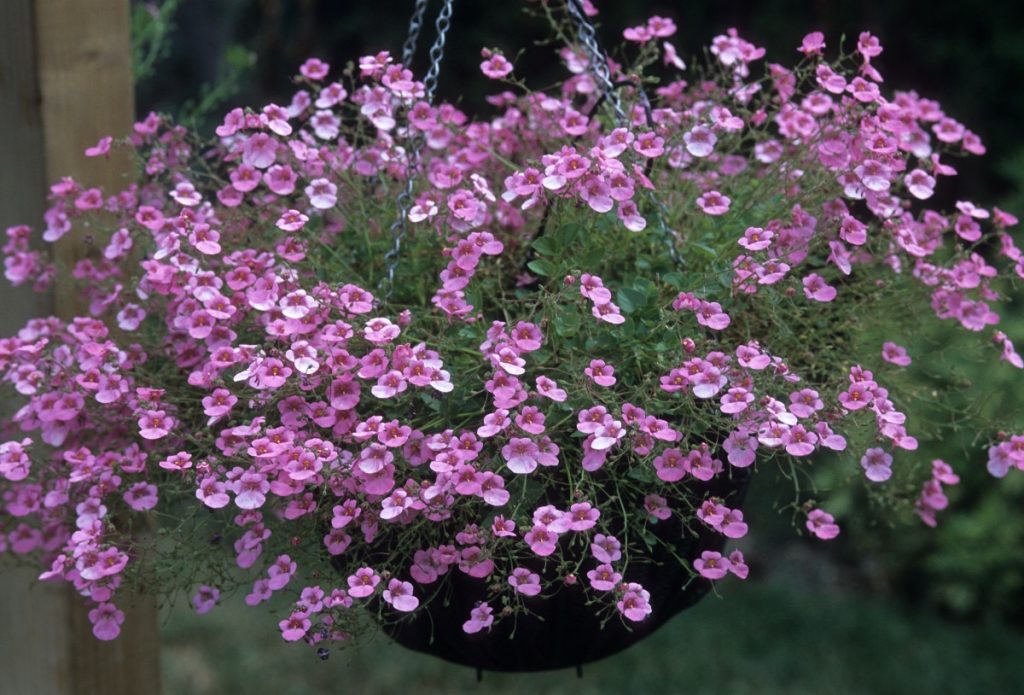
<box><xmin>0</xmin><ymin>1</ymin><xmax>161</xmax><ymax>693</ymax></box>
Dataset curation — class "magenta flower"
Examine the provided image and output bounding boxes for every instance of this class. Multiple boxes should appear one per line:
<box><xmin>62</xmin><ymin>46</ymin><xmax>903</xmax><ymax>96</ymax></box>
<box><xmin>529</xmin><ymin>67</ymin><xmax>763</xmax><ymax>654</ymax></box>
<box><xmin>587</xmin><ymin>563</ymin><xmax>622</xmax><ymax>591</ymax></box>
<box><xmin>462</xmin><ymin>602</ymin><xmax>494</xmax><ymax>634</ymax></box>
<box><xmin>653</xmin><ymin>448</ymin><xmax>686</xmax><ymax>482</ymax></box>
<box><xmin>881</xmin><ymin>341</ymin><xmax>912</xmax><ymax>366</ymax></box>
<box><xmin>267</xmin><ymin>554</ymin><xmax>297</xmax><ymax>591</ymax></box>
<box><xmin>616</xmin><ymin>582</ymin><xmax>653</xmax><ymax>622</ymax></box>
<box><xmin>802</xmin><ymin>273</ymin><xmax>837</xmax><ymax>302</ymax></box>
<box><xmin>383</xmin><ymin>579</ymin><xmax>419</xmax><ymax>612</ymax></box>
<box><xmin>347</xmin><ymin>567</ymin><xmax>380</xmax><ymax>598</ymax></box>
<box><xmin>585</xmin><ymin>359</ymin><xmax>617</xmax><ymax>387</ymax></box>
<box><xmin>788</xmin><ymin>388</ymin><xmax>823</xmax><ymax>419</ymax></box>
<box><xmin>279</xmin><ymin>610</ymin><xmax>311</xmax><ymax>642</ymax></box>
<box><xmin>502</xmin><ymin>437</ymin><xmax>540</xmax><ymax>474</ymax></box>
<box><xmin>88</xmin><ymin>602</ymin><xmax>125</xmax><ymax>641</ymax></box>
<box><xmin>508</xmin><ymin>568</ymin><xmax>542</xmax><ymax>596</ymax></box>
<box><xmin>515</xmin><ymin>406</ymin><xmax>547</xmax><ymax>435</ymax></box>
<box><xmin>234</xmin><ymin>471</ymin><xmax>270</xmax><ymax>510</ymax></box>
<box><xmin>524</xmin><ymin>524</ymin><xmax>557</xmax><ymax>557</ymax></box>
<box><xmin>591</xmin><ymin>534</ymin><xmax>622</xmax><ymax>563</ymax></box>
<box><xmin>548</xmin><ymin>502</ymin><xmax>589</xmax><ymax>533</ymax></box>
<box><xmin>191</xmin><ymin>585</ymin><xmax>220</xmax><ymax>615</ymax></box>
<box><xmin>738</xmin><ymin>226</ymin><xmax>773</xmax><ymax>252</ymax></box>
<box><xmin>696</xmin><ymin>190</ymin><xmax>731</xmax><ymax>216</ymax></box>
<box><xmin>694</xmin><ymin>551</ymin><xmax>730</xmax><ymax>580</ymax></box>
<box><xmin>123</xmin><ymin>482</ymin><xmax>158</xmax><ymax>511</ymax></box>
<box><xmin>861</xmin><ymin>447</ymin><xmax>893</xmax><ymax>482</ymax></box>
<box><xmin>728</xmin><ymin>550</ymin><xmax>750</xmax><ymax>579</ymax></box>
<box><xmin>138</xmin><ymin>409</ymin><xmax>174</xmax><ymax>440</ymax></box>
<box><xmin>806</xmin><ymin>509</ymin><xmax>840</xmax><ymax>540</ymax></box>
<box><xmin>838</xmin><ymin>384</ymin><xmax>872</xmax><ymax>411</ymax></box>
<box><xmin>684</xmin><ymin>126</ymin><xmax>717</xmax><ymax>158</ymax></box>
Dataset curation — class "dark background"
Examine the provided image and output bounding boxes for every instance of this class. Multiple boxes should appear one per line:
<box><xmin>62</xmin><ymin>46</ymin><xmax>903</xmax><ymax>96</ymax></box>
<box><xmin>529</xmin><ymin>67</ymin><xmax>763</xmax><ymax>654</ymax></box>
<box><xmin>139</xmin><ymin>0</ymin><xmax>1024</xmax><ymax>210</ymax></box>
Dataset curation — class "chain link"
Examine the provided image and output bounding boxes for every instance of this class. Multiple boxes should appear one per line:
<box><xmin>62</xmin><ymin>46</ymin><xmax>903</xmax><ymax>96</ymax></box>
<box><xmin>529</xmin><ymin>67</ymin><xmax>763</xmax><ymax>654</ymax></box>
<box><xmin>565</xmin><ymin>0</ymin><xmax>626</xmax><ymax>124</ymax></box>
<box><xmin>401</xmin><ymin>0</ymin><xmax>429</xmax><ymax>66</ymax></box>
<box><xmin>381</xmin><ymin>0</ymin><xmax>456</xmax><ymax>303</ymax></box>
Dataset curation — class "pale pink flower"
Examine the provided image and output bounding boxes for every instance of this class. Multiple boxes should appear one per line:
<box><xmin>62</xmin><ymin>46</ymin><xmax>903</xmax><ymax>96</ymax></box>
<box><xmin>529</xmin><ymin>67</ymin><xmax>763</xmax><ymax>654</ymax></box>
<box><xmin>191</xmin><ymin>585</ymin><xmax>220</xmax><ymax>615</ymax></box>
<box><xmin>806</xmin><ymin>509</ymin><xmax>840</xmax><ymax>539</ymax></box>
<box><xmin>861</xmin><ymin>447</ymin><xmax>893</xmax><ymax>482</ymax></box>
<box><xmin>383</xmin><ymin>579</ymin><xmax>419</xmax><ymax>612</ymax></box>
<box><xmin>881</xmin><ymin>342</ymin><xmax>912</xmax><ymax>366</ymax></box>
<box><xmin>694</xmin><ymin>551</ymin><xmax>730</xmax><ymax>580</ymax></box>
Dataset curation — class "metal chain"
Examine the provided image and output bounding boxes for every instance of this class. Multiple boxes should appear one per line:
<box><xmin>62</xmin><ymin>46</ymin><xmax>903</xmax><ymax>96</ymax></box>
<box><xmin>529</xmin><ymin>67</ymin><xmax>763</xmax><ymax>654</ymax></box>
<box><xmin>565</xmin><ymin>0</ymin><xmax>626</xmax><ymax>124</ymax></box>
<box><xmin>401</xmin><ymin>0</ymin><xmax>429</xmax><ymax>66</ymax></box>
<box><xmin>381</xmin><ymin>0</ymin><xmax>456</xmax><ymax>303</ymax></box>
<box><xmin>422</xmin><ymin>0</ymin><xmax>454</xmax><ymax>103</ymax></box>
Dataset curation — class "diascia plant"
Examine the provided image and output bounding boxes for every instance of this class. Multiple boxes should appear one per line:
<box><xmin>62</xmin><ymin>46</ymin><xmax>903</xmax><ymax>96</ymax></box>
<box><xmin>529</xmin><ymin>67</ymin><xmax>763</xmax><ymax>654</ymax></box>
<box><xmin>1</xmin><ymin>0</ymin><xmax>1022</xmax><ymax>662</ymax></box>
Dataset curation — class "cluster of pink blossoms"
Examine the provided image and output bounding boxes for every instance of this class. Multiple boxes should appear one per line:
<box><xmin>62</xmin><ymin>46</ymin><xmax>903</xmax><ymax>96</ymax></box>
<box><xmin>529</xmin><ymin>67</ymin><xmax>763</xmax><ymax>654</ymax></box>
<box><xmin>1</xmin><ymin>6</ymin><xmax>1022</xmax><ymax>653</ymax></box>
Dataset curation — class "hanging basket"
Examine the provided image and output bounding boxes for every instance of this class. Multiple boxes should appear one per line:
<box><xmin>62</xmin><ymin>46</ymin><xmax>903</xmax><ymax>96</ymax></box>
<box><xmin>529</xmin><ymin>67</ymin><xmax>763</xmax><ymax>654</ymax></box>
<box><xmin>372</xmin><ymin>465</ymin><xmax>752</xmax><ymax>672</ymax></box>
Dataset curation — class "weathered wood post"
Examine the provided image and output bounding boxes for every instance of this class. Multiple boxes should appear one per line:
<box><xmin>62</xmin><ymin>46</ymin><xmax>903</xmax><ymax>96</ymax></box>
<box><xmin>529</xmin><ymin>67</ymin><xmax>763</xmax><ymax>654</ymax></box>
<box><xmin>0</xmin><ymin>1</ymin><xmax>161</xmax><ymax>693</ymax></box>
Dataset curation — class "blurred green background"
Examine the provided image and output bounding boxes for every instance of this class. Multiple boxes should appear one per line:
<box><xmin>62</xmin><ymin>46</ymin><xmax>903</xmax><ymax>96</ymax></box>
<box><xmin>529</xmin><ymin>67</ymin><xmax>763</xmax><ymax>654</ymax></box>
<box><xmin>138</xmin><ymin>1</ymin><xmax>1024</xmax><ymax>692</ymax></box>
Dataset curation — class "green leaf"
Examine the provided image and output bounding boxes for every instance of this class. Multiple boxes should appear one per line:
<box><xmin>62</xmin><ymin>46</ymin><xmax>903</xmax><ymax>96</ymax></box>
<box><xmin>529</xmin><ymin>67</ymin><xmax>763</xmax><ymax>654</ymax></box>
<box><xmin>553</xmin><ymin>307</ymin><xmax>582</xmax><ymax>337</ymax></box>
<box><xmin>531</xmin><ymin>236</ymin><xmax>558</xmax><ymax>256</ymax></box>
<box><xmin>616</xmin><ymin>287</ymin><xmax>647</xmax><ymax>314</ymax></box>
<box><xmin>554</xmin><ymin>223</ymin><xmax>582</xmax><ymax>247</ymax></box>
<box><xmin>691</xmin><ymin>242</ymin><xmax>718</xmax><ymax>258</ymax></box>
<box><xmin>527</xmin><ymin>258</ymin><xmax>557</xmax><ymax>277</ymax></box>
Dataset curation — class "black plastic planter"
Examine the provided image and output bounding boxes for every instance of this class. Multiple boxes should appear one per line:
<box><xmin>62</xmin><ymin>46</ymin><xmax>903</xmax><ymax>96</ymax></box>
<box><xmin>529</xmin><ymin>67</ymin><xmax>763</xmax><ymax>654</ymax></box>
<box><xmin>379</xmin><ymin>465</ymin><xmax>753</xmax><ymax>672</ymax></box>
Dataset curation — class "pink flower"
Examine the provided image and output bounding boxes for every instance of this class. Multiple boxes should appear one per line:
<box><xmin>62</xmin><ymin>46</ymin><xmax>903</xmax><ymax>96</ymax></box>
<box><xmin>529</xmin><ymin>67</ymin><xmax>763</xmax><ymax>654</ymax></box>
<box><xmin>738</xmin><ymin>226</ymin><xmax>773</xmax><ymax>252</ymax></box>
<box><xmin>480</xmin><ymin>51</ymin><xmax>513</xmax><ymax>79</ymax></box>
<box><xmin>508</xmin><ymin>567</ymin><xmax>542</xmax><ymax>596</ymax></box>
<box><xmin>524</xmin><ymin>524</ymin><xmax>557</xmax><ymax>556</ymax></box>
<box><xmin>881</xmin><ymin>342</ymin><xmax>912</xmax><ymax>367</ymax></box>
<box><xmin>535</xmin><ymin>376</ymin><xmax>567</xmax><ymax>402</ymax></box>
<box><xmin>372</xmin><ymin>370</ymin><xmax>408</xmax><ymax>399</ymax></box>
<box><xmin>277</xmin><ymin>209</ymin><xmax>309</xmax><ymax>231</ymax></box>
<box><xmin>462</xmin><ymin>603</ymin><xmax>494</xmax><ymax>634</ymax></box>
<box><xmin>347</xmin><ymin>567</ymin><xmax>380</xmax><ymax>598</ymax></box>
<box><xmin>684</xmin><ymin>126</ymin><xmax>717</xmax><ymax>158</ymax></box>
<box><xmin>85</xmin><ymin>136</ymin><xmax>113</xmax><ymax>158</ymax></box>
<box><xmin>720</xmin><ymin>387</ymin><xmax>753</xmax><ymax>414</ymax></box>
<box><xmin>585</xmin><ymin>359</ymin><xmax>617</xmax><ymax>387</ymax></box>
<box><xmin>235</xmin><ymin>471</ymin><xmax>270</xmax><ymax>510</ymax></box>
<box><xmin>501</xmin><ymin>437</ymin><xmax>540</xmax><ymax>474</ymax></box>
<box><xmin>806</xmin><ymin>508</ymin><xmax>840</xmax><ymax>539</ymax></box>
<box><xmin>305</xmin><ymin>178</ymin><xmax>338</xmax><ymax>209</ymax></box>
<box><xmin>515</xmin><ymin>406</ymin><xmax>546</xmax><ymax>435</ymax></box>
<box><xmin>838</xmin><ymin>384</ymin><xmax>872</xmax><ymax>411</ymax></box>
<box><xmin>782</xmin><ymin>425</ymin><xmax>818</xmax><ymax>456</ymax></box>
<box><xmin>587</xmin><ymin>563</ymin><xmax>622</xmax><ymax>591</ymax></box>
<box><xmin>802</xmin><ymin>273</ymin><xmax>837</xmax><ymax>302</ymax></box>
<box><xmin>633</xmin><ymin>132</ymin><xmax>665</xmax><ymax>158</ymax></box>
<box><xmin>88</xmin><ymin>603</ymin><xmax>125</xmax><ymax>641</ymax></box>
<box><xmin>860</xmin><ymin>447</ymin><xmax>893</xmax><ymax>482</ymax></box>
<box><xmin>191</xmin><ymin>585</ymin><xmax>220</xmax><ymax>614</ymax></box>
<box><xmin>383</xmin><ymin>579</ymin><xmax>419</xmax><ymax>612</ymax></box>
<box><xmin>728</xmin><ymin>550</ymin><xmax>749</xmax><ymax>579</ymax></box>
<box><xmin>694</xmin><ymin>551</ymin><xmax>730</xmax><ymax>580</ymax></box>
<box><xmin>279</xmin><ymin>611</ymin><xmax>311</xmax><ymax>641</ymax></box>
<box><xmin>124</xmin><ymin>482</ymin><xmax>158</xmax><ymax>511</ymax></box>
<box><xmin>300</xmin><ymin>57</ymin><xmax>330</xmax><ymax>80</ymax></box>
<box><xmin>138</xmin><ymin>409</ymin><xmax>174</xmax><ymax>440</ymax></box>
<box><xmin>696</xmin><ymin>190</ymin><xmax>731</xmax><ymax>216</ymax></box>
<box><xmin>653</xmin><ymin>448</ymin><xmax>686</xmax><ymax>482</ymax></box>
<box><xmin>591</xmin><ymin>533</ymin><xmax>622</xmax><ymax>563</ymax></box>
<box><xmin>788</xmin><ymin>388</ymin><xmax>823</xmax><ymax>419</ymax></box>
<box><xmin>566</xmin><ymin>502</ymin><xmax>599</xmax><ymax>531</ymax></box>
<box><xmin>616</xmin><ymin>583</ymin><xmax>652</xmax><ymax>622</ymax></box>
<box><xmin>799</xmin><ymin>31</ymin><xmax>826</xmax><ymax>55</ymax></box>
